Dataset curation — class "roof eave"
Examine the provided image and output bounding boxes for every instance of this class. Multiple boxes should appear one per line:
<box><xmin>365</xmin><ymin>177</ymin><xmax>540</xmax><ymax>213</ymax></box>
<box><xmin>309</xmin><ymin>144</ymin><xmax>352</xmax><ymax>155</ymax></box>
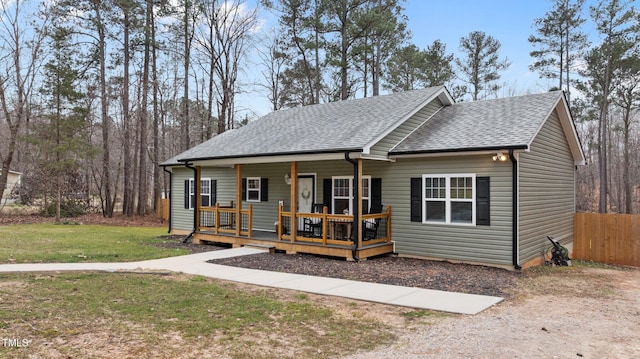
<box><xmin>176</xmin><ymin>148</ymin><xmax>364</xmax><ymax>166</ymax></box>
<box><xmin>389</xmin><ymin>145</ymin><xmax>529</xmax><ymax>158</ymax></box>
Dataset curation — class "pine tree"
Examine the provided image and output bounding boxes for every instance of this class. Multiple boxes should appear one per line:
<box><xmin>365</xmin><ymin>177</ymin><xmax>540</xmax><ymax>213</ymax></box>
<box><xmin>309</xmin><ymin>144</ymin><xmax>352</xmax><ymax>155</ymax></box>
<box><xmin>529</xmin><ymin>0</ymin><xmax>589</xmax><ymax>106</ymax></box>
<box><xmin>38</xmin><ymin>27</ymin><xmax>92</xmax><ymax>222</ymax></box>
<box><xmin>455</xmin><ymin>31</ymin><xmax>510</xmax><ymax>101</ymax></box>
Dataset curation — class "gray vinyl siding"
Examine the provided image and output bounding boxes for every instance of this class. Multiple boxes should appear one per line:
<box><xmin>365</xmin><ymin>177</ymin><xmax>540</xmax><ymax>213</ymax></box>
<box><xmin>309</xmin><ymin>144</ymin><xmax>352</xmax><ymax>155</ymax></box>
<box><xmin>171</xmin><ymin>162</ymin><xmax>358</xmax><ymax>233</ymax></box>
<box><xmin>240</xmin><ymin>163</ymin><xmax>290</xmax><ymax>231</ymax></box>
<box><xmin>171</xmin><ymin>166</ymin><xmax>237</xmax><ymax>231</ymax></box>
<box><xmin>171</xmin><ymin>167</ymin><xmax>194</xmax><ymax>231</ymax></box>
<box><xmin>244</xmin><ymin>160</ymin><xmax>384</xmax><ymax>231</ymax></box>
<box><xmin>364</xmin><ymin>155</ymin><xmax>514</xmax><ymax>266</ymax></box>
<box><xmin>519</xmin><ymin>110</ymin><xmax>575</xmax><ymax>263</ymax></box>
<box><xmin>172</xmin><ymin>155</ymin><xmax>516</xmax><ymax>265</ymax></box>
<box><xmin>369</xmin><ymin>99</ymin><xmax>444</xmax><ymax>157</ymax></box>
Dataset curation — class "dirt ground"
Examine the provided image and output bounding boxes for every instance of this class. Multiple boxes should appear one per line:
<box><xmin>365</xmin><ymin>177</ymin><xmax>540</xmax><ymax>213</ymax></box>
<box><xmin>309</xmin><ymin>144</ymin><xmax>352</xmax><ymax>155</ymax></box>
<box><xmin>345</xmin><ymin>266</ymin><xmax>640</xmax><ymax>359</ymax></box>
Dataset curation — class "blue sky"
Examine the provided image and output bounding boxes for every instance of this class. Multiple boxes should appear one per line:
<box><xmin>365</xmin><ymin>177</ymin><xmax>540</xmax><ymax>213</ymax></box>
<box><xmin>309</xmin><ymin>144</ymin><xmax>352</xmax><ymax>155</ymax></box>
<box><xmin>242</xmin><ymin>0</ymin><xmax>602</xmax><ymax>117</ymax></box>
<box><xmin>403</xmin><ymin>0</ymin><xmax>598</xmax><ymax>96</ymax></box>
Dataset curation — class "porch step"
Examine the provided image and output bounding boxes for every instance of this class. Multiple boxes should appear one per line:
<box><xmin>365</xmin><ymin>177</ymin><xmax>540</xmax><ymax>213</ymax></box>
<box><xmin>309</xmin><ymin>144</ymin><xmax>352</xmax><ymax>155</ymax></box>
<box><xmin>242</xmin><ymin>243</ymin><xmax>276</xmax><ymax>253</ymax></box>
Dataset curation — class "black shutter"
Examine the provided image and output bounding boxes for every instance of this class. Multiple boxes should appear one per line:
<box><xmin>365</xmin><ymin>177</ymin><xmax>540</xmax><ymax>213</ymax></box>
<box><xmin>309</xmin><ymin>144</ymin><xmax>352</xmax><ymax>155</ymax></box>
<box><xmin>476</xmin><ymin>176</ymin><xmax>490</xmax><ymax>226</ymax></box>
<box><xmin>241</xmin><ymin>178</ymin><xmax>247</xmax><ymax>201</ymax></box>
<box><xmin>260</xmin><ymin>178</ymin><xmax>268</xmax><ymax>202</ymax></box>
<box><xmin>371</xmin><ymin>178</ymin><xmax>382</xmax><ymax>212</ymax></box>
<box><xmin>184</xmin><ymin>180</ymin><xmax>189</xmax><ymax>209</ymax></box>
<box><xmin>410</xmin><ymin>177</ymin><xmax>422</xmax><ymax>222</ymax></box>
<box><xmin>211</xmin><ymin>179</ymin><xmax>217</xmax><ymax>205</ymax></box>
<box><xmin>323</xmin><ymin>178</ymin><xmax>332</xmax><ymax>214</ymax></box>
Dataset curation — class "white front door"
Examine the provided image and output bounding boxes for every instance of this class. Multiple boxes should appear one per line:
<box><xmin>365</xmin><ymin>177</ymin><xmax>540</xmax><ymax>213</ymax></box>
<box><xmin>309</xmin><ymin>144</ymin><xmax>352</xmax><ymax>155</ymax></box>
<box><xmin>297</xmin><ymin>175</ymin><xmax>315</xmax><ymax>213</ymax></box>
<box><xmin>297</xmin><ymin>175</ymin><xmax>315</xmax><ymax>231</ymax></box>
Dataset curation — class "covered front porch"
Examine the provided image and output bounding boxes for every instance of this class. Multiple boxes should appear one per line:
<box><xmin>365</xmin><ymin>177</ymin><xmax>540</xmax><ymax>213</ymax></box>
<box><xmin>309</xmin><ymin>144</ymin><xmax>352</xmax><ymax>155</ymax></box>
<box><xmin>187</xmin><ymin>159</ymin><xmax>394</xmax><ymax>260</ymax></box>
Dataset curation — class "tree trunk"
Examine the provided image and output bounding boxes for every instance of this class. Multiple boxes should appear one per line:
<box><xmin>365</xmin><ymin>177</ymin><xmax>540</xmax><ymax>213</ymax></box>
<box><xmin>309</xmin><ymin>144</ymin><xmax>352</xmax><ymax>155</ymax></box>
<box><xmin>137</xmin><ymin>0</ymin><xmax>152</xmax><ymax>216</ymax></box>
<box><xmin>122</xmin><ymin>6</ymin><xmax>134</xmax><ymax>216</ymax></box>
<box><xmin>94</xmin><ymin>2</ymin><xmax>113</xmax><ymax>218</ymax></box>
<box><xmin>623</xmin><ymin>106</ymin><xmax>632</xmax><ymax>213</ymax></box>
<box><xmin>151</xmin><ymin>2</ymin><xmax>161</xmax><ymax>212</ymax></box>
<box><xmin>183</xmin><ymin>0</ymin><xmax>191</xmax><ymax>150</ymax></box>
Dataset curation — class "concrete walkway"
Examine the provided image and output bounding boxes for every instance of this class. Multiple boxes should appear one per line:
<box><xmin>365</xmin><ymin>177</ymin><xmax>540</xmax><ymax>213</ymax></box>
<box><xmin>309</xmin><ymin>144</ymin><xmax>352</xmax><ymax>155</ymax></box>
<box><xmin>0</xmin><ymin>247</ymin><xmax>503</xmax><ymax>315</ymax></box>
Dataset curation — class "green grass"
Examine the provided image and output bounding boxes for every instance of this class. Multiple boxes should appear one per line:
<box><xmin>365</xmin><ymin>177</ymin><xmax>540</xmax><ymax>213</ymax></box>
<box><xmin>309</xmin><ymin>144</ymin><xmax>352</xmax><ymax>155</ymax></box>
<box><xmin>0</xmin><ymin>272</ymin><xmax>396</xmax><ymax>358</ymax></box>
<box><xmin>0</xmin><ymin>224</ymin><xmax>189</xmax><ymax>263</ymax></box>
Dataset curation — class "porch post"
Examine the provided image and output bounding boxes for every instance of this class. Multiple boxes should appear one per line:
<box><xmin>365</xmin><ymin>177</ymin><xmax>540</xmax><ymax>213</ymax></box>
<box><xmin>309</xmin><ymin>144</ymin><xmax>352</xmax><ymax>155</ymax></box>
<box><xmin>290</xmin><ymin>161</ymin><xmax>298</xmax><ymax>242</ymax></box>
<box><xmin>235</xmin><ymin>164</ymin><xmax>242</xmax><ymax>236</ymax></box>
<box><xmin>356</xmin><ymin>159</ymin><xmax>363</xmax><ymax>249</ymax></box>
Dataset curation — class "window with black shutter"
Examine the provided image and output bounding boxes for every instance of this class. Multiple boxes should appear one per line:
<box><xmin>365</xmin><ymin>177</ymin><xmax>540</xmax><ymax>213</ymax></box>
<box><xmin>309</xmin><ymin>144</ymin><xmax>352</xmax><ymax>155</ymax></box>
<box><xmin>410</xmin><ymin>174</ymin><xmax>489</xmax><ymax>225</ymax></box>
<box><xmin>242</xmin><ymin>177</ymin><xmax>268</xmax><ymax>202</ymax></box>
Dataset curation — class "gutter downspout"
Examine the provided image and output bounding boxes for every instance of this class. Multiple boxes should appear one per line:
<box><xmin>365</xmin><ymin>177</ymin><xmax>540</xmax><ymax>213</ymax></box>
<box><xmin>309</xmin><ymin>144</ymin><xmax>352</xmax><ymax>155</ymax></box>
<box><xmin>509</xmin><ymin>149</ymin><xmax>522</xmax><ymax>270</ymax></box>
<box><xmin>162</xmin><ymin>166</ymin><xmax>172</xmax><ymax>234</ymax></box>
<box><xmin>344</xmin><ymin>151</ymin><xmax>359</xmax><ymax>262</ymax></box>
<box><xmin>183</xmin><ymin>162</ymin><xmax>197</xmax><ymax>243</ymax></box>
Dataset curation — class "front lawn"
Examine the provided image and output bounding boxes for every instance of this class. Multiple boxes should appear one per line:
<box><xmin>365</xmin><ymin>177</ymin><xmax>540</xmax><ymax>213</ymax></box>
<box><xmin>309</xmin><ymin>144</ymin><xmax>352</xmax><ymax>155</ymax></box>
<box><xmin>0</xmin><ymin>272</ymin><xmax>397</xmax><ymax>358</ymax></box>
<box><xmin>0</xmin><ymin>224</ymin><xmax>188</xmax><ymax>263</ymax></box>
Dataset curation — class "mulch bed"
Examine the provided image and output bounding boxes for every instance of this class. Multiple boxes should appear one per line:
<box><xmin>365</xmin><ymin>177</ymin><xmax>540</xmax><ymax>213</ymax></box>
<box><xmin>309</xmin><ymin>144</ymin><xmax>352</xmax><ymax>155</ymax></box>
<box><xmin>154</xmin><ymin>235</ymin><xmax>522</xmax><ymax>298</ymax></box>
<box><xmin>209</xmin><ymin>251</ymin><xmax>522</xmax><ymax>298</ymax></box>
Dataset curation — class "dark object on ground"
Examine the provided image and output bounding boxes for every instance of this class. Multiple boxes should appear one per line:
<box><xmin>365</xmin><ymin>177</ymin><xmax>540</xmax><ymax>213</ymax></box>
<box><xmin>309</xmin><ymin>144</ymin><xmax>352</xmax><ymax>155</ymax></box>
<box><xmin>546</xmin><ymin>236</ymin><xmax>571</xmax><ymax>266</ymax></box>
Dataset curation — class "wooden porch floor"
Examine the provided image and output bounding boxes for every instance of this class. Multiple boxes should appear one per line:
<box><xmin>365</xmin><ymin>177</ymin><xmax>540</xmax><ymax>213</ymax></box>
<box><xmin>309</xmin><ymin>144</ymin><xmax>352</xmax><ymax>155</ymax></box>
<box><xmin>193</xmin><ymin>230</ymin><xmax>394</xmax><ymax>261</ymax></box>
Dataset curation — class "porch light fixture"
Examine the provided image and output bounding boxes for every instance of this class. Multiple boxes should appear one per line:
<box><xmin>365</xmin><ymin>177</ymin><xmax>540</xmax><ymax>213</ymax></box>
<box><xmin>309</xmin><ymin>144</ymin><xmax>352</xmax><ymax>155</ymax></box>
<box><xmin>284</xmin><ymin>173</ymin><xmax>291</xmax><ymax>185</ymax></box>
<box><xmin>492</xmin><ymin>152</ymin><xmax>508</xmax><ymax>162</ymax></box>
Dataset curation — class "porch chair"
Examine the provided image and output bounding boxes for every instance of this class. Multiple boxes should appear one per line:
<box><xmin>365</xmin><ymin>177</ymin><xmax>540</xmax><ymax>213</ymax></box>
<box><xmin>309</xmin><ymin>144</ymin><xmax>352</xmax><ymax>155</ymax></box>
<box><xmin>363</xmin><ymin>204</ymin><xmax>383</xmax><ymax>241</ymax></box>
<box><xmin>303</xmin><ymin>203</ymin><xmax>325</xmax><ymax>238</ymax></box>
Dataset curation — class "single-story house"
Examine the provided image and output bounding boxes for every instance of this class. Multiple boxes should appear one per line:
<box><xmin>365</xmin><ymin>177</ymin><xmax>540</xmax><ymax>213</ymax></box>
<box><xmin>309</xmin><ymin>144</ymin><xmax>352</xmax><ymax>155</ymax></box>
<box><xmin>161</xmin><ymin>86</ymin><xmax>585</xmax><ymax>269</ymax></box>
<box><xmin>1</xmin><ymin>170</ymin><xmax>22</xmax><ymax>203</ymax></box>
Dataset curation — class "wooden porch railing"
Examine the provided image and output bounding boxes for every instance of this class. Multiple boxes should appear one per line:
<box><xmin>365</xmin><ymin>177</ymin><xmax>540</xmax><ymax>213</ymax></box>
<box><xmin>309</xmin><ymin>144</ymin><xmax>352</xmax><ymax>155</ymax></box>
<box><xmin>361</xmin><ymin>206</ymin><xmax>392</xmax><ymax>246</ymax></box>
<box><xmin>199</xmin><ymin>202</ymin><xmax>252</xmax><ymax>237</ymax></box>
<box><xmin>277</xmin><ymin>205</ymin><xmax>392</xmax><ymax>248</ymax></box>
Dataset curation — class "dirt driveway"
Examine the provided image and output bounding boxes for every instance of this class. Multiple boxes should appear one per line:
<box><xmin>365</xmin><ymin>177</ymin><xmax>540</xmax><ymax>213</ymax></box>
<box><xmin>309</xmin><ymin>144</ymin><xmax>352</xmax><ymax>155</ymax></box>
<box><xmin>346</xmin><ymin>266</ymin><xmax>640</xmax><ymax>358</ymax></box>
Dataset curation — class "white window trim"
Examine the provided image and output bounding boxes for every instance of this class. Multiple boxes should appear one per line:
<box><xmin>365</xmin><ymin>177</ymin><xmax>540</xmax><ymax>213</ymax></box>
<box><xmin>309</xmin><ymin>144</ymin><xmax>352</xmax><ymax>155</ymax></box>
<box><xmin>246</xmin><ymin>177</ymin><xmax>261</xmax><ymax>202</ymax></box>
<box><xmin>331</xmin><ymin>175</ymin><xmax>371</xmax><ymax>215</ymax></box>
<box><xmin>188</xmin><ymin>178</ymin><xmax>211</xmax><ymax>210</ymax></box>
<box><xmin>422</xmin><ymin>174</ymin><xmax>476</xmax><ymax>226</ymax></box>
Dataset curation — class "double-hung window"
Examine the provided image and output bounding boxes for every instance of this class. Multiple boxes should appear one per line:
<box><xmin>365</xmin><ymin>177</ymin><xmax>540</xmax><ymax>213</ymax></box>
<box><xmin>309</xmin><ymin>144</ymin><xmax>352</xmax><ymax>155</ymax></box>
<box><xmin>246</xmin><ymin>177</ymin><xmax>261</xmax><ymax>202</ymax></box>
<box><xmin>423</xmin><ymin>174</ymin><xmax>475</xmax><ymax>225</ymax></box>
<box><xmin>331</xmin><ymin>176</ymin><xmax>371</xmax><ymax>214</ymax></box>
<box><xmin>185</xmin><ymin>178</ymin><xmax>216</xmax><ymax>209</ymax></box>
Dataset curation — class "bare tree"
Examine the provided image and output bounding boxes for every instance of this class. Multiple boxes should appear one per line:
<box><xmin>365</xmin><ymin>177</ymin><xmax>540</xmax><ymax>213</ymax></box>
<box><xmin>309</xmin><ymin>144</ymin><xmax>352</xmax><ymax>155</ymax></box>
<box><xmin>262</xmin><ymin>0</ymin><xmax>323</xmax><ymax>105</ymax></box>
<box><xmin>196</xmin><ymin>0</ymin><xmax>258</xmax><ymax>133</ymax></box>
<box><xmin>582</xmin><ymin>0</ymin><xmax>638</xmax><ymax>213</ymax></box>
<box><xmin>255</xmin><ymin>29</ymin><xmax>288</xmax><ymax>111</ymax></box>
<box><xmin>116</xmin><ymin>0</ymin><xmax>137</xmax><ymax>217</ymax></box>
<box><xmin>134</xmin><ymin>0</ymin><xmax>155</xmax><ymax>215</ymax></box>
<box><xmin>612</xmin><ymin>55</ymin><xmax>640</xmax><ymax>213</ymax></box>
<box><xmin>0</xmin><ymin>0</ymin><xmax>48</xmax><ymax>206</ymax></box>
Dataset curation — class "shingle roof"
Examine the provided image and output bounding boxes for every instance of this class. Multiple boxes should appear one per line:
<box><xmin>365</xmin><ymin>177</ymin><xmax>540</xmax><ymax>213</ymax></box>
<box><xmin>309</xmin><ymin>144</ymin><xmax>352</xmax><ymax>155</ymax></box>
<box><xmin>390</xmin><ymin>91</ymin><xmax>564</xmax><ymax>155</ymax></box>
<box><xmin>161</xmin><ymin>89</ymin><xmax>573</xmax><ymax>166</ymax></box>
<box><xmin>161</xmin><ymin>86</ymin><xmax>446</xmax><ymax>165</ymax></box>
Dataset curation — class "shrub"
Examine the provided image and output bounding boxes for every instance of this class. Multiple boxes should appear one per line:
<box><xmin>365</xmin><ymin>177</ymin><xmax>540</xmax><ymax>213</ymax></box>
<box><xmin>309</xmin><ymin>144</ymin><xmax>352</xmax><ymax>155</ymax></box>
<box><xmin>41</xmin><ymin>200</ymin><xmax>86</xmax><ymax>218</ymax></box>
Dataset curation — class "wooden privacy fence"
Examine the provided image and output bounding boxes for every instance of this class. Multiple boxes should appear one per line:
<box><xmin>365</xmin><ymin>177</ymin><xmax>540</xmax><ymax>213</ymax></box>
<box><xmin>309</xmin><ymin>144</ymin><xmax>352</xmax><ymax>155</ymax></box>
<box><xmin>574</xmin><ymin>212</ymin><xmax>640</xmax><ymax>267</ymax></box>
<box><xmin>157</xmin><ymin>198</ymin><xmax>169</xmax><ymax>222</ymax></box>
